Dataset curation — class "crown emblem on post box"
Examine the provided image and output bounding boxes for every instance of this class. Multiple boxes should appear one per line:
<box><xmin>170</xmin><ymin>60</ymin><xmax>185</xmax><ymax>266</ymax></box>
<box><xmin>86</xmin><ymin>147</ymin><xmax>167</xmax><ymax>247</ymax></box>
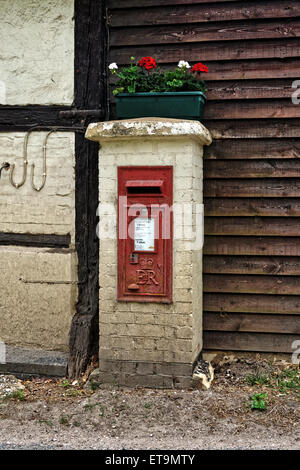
<box><xmin>139</xmin><ymin>257</ymin><xmax>154</xmax><ymax>269</ymax></box>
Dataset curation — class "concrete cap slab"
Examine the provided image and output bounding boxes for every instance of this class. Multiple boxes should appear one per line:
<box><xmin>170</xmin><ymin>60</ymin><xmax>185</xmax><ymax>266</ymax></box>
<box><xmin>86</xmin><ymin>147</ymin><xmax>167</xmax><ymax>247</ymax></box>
<box><xmin>85</xmin><ymin>118</ymin><xmax>212</xmax><ymax>146</ymax></box>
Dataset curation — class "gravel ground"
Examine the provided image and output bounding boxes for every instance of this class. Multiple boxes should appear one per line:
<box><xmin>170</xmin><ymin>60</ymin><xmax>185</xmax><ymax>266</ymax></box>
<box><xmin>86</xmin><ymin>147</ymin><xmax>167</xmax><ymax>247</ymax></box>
<box><xmin>0</xmin><ymin>358</ymin><xmax>299</xmax><ymax>450</ymax></box>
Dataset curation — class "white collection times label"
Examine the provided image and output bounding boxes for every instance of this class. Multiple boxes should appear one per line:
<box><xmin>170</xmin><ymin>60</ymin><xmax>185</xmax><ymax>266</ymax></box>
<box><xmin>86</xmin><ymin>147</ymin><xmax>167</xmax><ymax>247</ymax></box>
<box><xmin>134</xmin><ymin>217</ymin><xmax>155</xmax><ymax>252</ymax></box>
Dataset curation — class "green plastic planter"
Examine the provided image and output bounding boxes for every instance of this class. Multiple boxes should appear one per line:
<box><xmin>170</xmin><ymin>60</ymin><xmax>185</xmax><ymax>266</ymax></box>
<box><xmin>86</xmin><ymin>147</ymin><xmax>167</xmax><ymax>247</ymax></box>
<box><xmin>115</xmin><ymin>91</ymin><xmax>206</xmax><ymax>121</ymax></box>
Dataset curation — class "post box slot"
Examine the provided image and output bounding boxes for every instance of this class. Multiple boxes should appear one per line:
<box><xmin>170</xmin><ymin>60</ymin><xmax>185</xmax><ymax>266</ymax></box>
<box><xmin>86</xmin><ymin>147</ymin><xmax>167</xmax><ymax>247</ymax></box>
<box><xmin>126</xmin><ymin>180</ymin><xmax>163</xmax><ymax>194</ymax></box>
<box><xmin>127</xmin><ymin>186</ymin><xmax>161</xmax><ymax>194</ymax></box>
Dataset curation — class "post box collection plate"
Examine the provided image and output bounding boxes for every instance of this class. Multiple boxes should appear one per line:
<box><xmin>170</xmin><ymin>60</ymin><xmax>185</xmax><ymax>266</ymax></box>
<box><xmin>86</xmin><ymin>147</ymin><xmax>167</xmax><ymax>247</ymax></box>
<box><xmin>118</xmin><ymin>166</ymin><xmax>173</xmax><ymax>303</ymax></box>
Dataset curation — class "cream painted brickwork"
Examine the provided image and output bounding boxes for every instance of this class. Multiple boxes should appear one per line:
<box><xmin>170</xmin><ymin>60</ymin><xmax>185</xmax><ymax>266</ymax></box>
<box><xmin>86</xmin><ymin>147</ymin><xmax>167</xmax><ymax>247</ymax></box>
<box><xmin>0</xmin><ymin>246</ymin><xmax>77</xmax><ymax>351</ymax></box>
<box><xmin>0</xmin><ymin>0</ymin><xmax>74</xmax><ymax>105</ymax></box>
<box><xmin>0</xmin><ymin>132</ymin><xmax>75</xmax><ymax>242</ymax></box>
<box><xmin>97</xmin><ymin>138</ymin><xmax>202</xmax><ymax>364</ymax></box>
<box><xmin>87</xmin><ymin>119</ymin><xmax>212</xmax><ymax>381</ymax></box>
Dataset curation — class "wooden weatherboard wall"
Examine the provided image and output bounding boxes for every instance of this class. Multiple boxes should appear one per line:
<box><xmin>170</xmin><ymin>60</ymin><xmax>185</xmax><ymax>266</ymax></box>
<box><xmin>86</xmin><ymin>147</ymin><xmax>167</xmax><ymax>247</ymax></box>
<box><xmin>107</xmin><ymin>0</ymin><xmax>300</xmax><ymax>354</ymax></box>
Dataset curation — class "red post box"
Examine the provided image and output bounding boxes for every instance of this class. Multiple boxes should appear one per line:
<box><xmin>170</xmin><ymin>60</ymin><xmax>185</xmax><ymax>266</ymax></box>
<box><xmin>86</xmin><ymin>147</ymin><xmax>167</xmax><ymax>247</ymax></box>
<box><xmin>118</xmin><ymin>166</ymin><xmax>173</xmax><ymax>303</ymax></box>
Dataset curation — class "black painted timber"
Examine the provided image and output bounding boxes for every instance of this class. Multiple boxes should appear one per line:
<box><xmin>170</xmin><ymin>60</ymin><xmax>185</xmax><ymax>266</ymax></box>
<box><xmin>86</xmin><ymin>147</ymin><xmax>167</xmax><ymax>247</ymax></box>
<box><xmin>0</xmin><ymin>233</ymin><xmax>70</xmax><ymax>248</ymax></box>
<box><xmin>0</xmin><ymin>106</ymin><xmax>76</xmax><ymax>131</ymax></box>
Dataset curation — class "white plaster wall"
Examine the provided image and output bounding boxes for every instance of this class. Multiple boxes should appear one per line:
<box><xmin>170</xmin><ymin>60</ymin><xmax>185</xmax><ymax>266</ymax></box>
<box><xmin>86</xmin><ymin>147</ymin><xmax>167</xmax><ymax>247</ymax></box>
<box><xmin>0</xmin><ymin>246</ymin><xmax>77</xmax><ymax>351</ymax></box>
<box><xmin>0</xmin><ymin>0</ymin><xmax>74</xmax><ymax>105</ymax></box>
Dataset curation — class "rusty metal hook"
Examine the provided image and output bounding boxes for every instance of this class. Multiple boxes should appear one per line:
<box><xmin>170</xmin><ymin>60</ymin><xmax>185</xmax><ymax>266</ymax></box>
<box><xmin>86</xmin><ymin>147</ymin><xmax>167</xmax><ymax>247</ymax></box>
<box><xmin>0</xmin><ymin>162</ymin><xmax>10</xmax><ymax>179</ymax></box>
<box><xmin>30</xmin><ymin>130</ymin><xmax>54</xmax><ymax>192</ymax></box>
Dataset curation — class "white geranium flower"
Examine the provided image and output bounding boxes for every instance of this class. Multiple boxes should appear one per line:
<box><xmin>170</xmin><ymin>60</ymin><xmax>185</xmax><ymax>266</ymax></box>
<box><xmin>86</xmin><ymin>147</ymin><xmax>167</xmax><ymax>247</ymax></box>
<box><xmin>109</xmin><ymin>62</ymin><xmax>118</xmax><ymax>71</ymax></box>
<box><xmin>177</xmin><ymin>60</ymin><xmax>190</xmax><ymax>69</ymax></box>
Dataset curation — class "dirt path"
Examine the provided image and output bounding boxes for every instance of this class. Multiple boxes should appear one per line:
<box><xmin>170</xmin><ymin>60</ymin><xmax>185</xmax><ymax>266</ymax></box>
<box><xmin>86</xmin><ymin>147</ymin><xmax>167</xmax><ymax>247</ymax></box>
<box><xmin>0</xmin><ymin>359</ymin><xmax>299</xmax><ymax>450</ymax></box>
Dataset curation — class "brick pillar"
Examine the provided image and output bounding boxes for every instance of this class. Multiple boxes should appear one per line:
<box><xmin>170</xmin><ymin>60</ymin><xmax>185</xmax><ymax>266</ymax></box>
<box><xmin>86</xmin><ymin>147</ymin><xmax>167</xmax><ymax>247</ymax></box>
<box><xmin>86</xmin><ymin>118</ymin><xmax>212</xmax><ymax>388</ymax></box>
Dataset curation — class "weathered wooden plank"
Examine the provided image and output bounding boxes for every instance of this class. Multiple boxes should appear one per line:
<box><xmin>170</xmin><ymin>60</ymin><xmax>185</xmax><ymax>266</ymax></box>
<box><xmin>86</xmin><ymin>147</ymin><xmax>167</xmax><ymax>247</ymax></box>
<box><xmin>204</xmin><ymin>59</ymin><xmax>300</xmax><ymax>81</ymax></box>
<box><xmin>108</xmin><ymin>0</ymin><xmax>241</xmax><ymax>7</ymax></box>
<box><xmin>204</xmin><ymin>236</ymin><xmax>300</xmax><ymax>256</ymax></box>
<box><xmin>110</xmin><ymin>38</ymin><xmax>300</xmax><ymax>64</ymax></box>
<box><xmin>204</xmin><ymin>274</ymin><xmax>300</xmax><ymax>295</ymax></box>
<box><xmin>206</xmin><ymin>79</ymin><xmax>294</xmax><ymax>100</ymax></box>
<box><xmin>204</xmin><ymin>179</ymin><xmax>300</xmax><ymax>197</ymax></box>
<box><xmin>109</xmin><ymin>1</ymin><xmax>300</xmax><ymax>27</ymax></box>
<box><xmin>109</xmin><ymin>58</ymin><xmax>300</xmax><ymax>81</ymax></box>
<box><xmin>203</xmin><ymin>312</ymin><xmax>300</xmax><ymax>334</ymax></box>
<box><xmin>204</xmin><ymin>198</ymin><xmax>300</xmax><ymax>217</ymax></box>
<box><xmin>205</xmin><ymin>217</ymin><xmax>300</xmax><ymax>236</ymax></box>
<box><xmin>203</xmin><ymin>255</ymin><xmax>300</xmax><ymax>275</ymax></box>
<box><xmin>109</xmin><ymin>79</ymin><xmax>295</xmax><ymax>101</ymax></box>
<box><xmin>204</xmin><ymin>160</ymin><xmax>300</xmax><ymax>178</ymax></box>
<box><xmin>111</xmin><ymin>19</ymin><xmax>300</xmax><ymax>46</ymax></box>
<box><xmin>203</xmin><ymin>331</ymin><xmax>298</xmax><ymax>352</ymax></box>
<box><xmin>205</xmin><ymin>119</ymin><xmax>300</xmax><ymax>139</ymax></box>
<box><xmin>204</xmin><ymin>139</ymin><xmax>300</xmax><ymax>159</ymax></box>
<box><xmin>204</xmin><ymin>99</ymin><xmax>300</xmax><ymax>120</ymax></box>
<box><xmin>204</xmin><ymin>293</ymin><xmax>300</xmax><ymax>314</ymax></box>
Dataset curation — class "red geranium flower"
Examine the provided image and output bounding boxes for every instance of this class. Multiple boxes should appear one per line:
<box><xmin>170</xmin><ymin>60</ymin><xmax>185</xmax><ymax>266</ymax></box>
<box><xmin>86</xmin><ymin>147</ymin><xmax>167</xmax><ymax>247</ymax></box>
<box><xmin>191</xmin><ymin>62</ymin><xmax>208</xmax><ymax>73</ymax></box>
<box><xmin>138</xmin><ymin>56</ymin><xmax>157</xmax><ymax>70</ymax></box>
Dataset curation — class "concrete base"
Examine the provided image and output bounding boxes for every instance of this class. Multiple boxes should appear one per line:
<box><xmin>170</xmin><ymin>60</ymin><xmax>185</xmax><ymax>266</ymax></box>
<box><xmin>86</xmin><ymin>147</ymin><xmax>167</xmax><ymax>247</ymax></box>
<box><xmin>0</xmin><ymin>345</ymin><xmax>68</xmax><ymax>378</ymax></box>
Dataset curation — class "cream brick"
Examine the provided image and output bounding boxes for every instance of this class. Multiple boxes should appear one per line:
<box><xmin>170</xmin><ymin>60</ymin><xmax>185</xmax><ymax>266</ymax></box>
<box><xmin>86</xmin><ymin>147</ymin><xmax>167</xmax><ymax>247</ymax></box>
<box><xmin>99</xmin><ymin>287</ymin><xmax>116</xmax><ymax>300</ymax></box>
<box><xmin>174</xmin><ymin>288</ymin><xmax>193</xmax><ymax>302</ymax></box>
<box><xmin>175</xmin><ymin>264</ymin><xmax>193</xmax><ymax>276</ymax></box>
<box><xmin>126</xmin><ymin>324</ymin><xmax>164</xmax><ymax>338</ymax></box>
<box><xmin>174</xmin><ymin>251</ymin><xmax>192</xmax><ymax>265</ymax></box>
<box><xmin>100</xmin><ymin>335</ymin><xmax>135</xmax><ymax>350</ymax></box>
<box><xmin>130</xmin><ymin>303</ymin><xmax>159</xmax><ymax>313</ymax></box>
<box><xmin>157</xmin><ymin>140</ymin><xmax>194</xmax><ymax>154</ymax></box>
<box><xmin>99</xmin><ymin>274</ymin><xmax>116</xmax><ymax>288</ymax></box>
<box><xmin>174</xmin><ymin>190</ymin><xmax>193</xmax><ymax>203</ymax></box>
<box><xmin>174</xmin><ymin>303</ymin><xmax>193</xmax><ymax>314</ymax></box>
<box><xmin>132</xmin><ymin>350</ymin><xmax>165</xmax><ymax>362</ymax></box>
<box><xmin>174</xmin><ymin>276</ymin><xmax>193</xmax><ymax>289</ymax></box>
<box><xmin>134</xmin><ymin>337</ymin><xmax>157</xmax><ymax>350</ymax></box>
<box><xmin>157</xmin><ymin>338</ymin><xmax>193</xmax><ymax>352</ymax></box>
<box><xmin>164</xmin><ymin>326</ymin><xmax>177</xmax><ymax>338</ymax></box>
<box><xmin>175</xmin><ymin>177</ymin><xmax>193</xmax><ymax>190</ymax></box>
<box><xmin>99</xmin><ymin>166</ymin><xmax>116</xmax><ymax>178</ymax></box>
<box><xmin>164</xmin><ymin>351</ymin><xmax>194</xmax><ymax>363</ymax></box>
<box><xmin>153</xmin><ymin>313</ymin><xmax>192</xmax><ymax>327</ymax></box>
<box><xmin>134</xmin><ymin>313</ymin><xmax>156</xmax><ymax>325</ymax></box>
<box><xmin>101</xmin><ymin>140</ymin><xmax>154</xmax><ymax>155</ymax></box>
<box><xmin>115</xmin><ymin>302</ymin><xmax>131</xmax><ymax>312</ymax></box>
<box><xmin>176</xmin><ymin>326</ymin><xmax>193</xmax><ymax>339</ymax></box>
<box><xmin>99</xmin><ymin>177</ymin><xmax>117</xmax><ymax>190</ymax></box>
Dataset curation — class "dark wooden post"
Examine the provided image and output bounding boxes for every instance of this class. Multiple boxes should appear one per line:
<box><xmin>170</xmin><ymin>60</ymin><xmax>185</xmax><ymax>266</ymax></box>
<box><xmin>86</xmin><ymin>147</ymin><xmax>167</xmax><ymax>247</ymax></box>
<box><xmin>68</xmin><ymin>0</ymin><xmax>108</xmax><ymax>378</ymax></box>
